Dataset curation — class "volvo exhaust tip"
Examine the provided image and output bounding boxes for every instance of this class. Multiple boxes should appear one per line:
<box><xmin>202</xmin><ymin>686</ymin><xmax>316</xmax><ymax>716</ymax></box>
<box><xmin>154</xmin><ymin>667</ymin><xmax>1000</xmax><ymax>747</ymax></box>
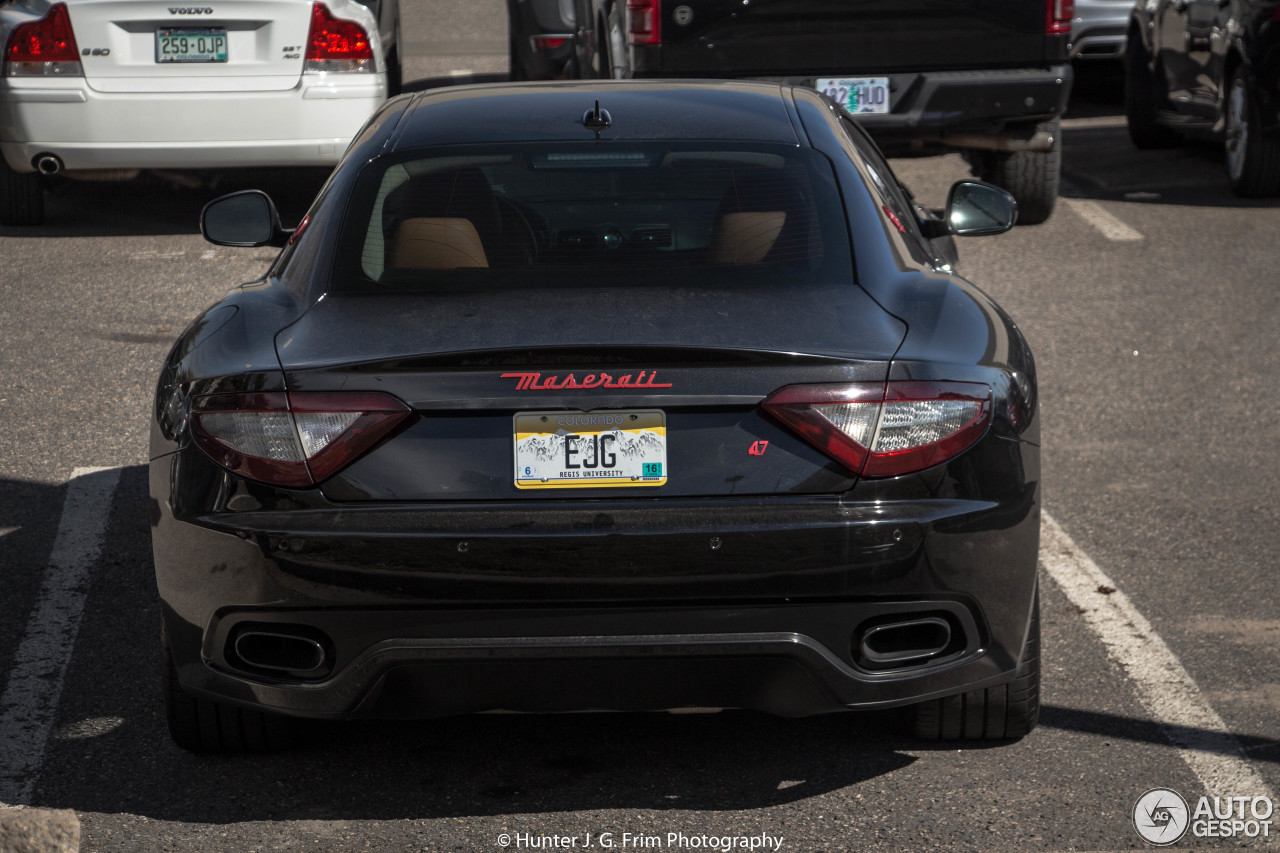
<box><xmin>34</xmin><ymin>154</ymin><xmax>63</xmax><ymax>176</ymax></box>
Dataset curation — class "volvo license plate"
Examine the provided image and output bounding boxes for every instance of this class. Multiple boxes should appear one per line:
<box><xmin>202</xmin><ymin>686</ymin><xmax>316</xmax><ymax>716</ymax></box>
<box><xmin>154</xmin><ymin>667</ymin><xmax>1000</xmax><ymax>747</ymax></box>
<box><xmin>816</xmin><ymin>77</ymin><xmax>890</xmax><ymax>115</ymax></box>
<box><xmin>156</xmin><ymin>27</ymin><xmax>228</xmax><ymax>63</ymax></box>
<box><xmin>514</xmin><ymin>410</ymin><xmax>667</xmax><ymax>489</ymax></box>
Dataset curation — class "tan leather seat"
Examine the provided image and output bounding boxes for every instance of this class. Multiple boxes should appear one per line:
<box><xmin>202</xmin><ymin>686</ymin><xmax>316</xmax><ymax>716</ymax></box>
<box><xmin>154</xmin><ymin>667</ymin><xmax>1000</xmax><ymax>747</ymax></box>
<box><xmin>387</xmin><ymin>217</ymin><xmax>489</xmax><ymax>269</ymax></box>
<box><xmin>708</xmin><ymin>211</ymin><xmax>787</xmax><ymax>265</ymax></box>
<box><xmin>708</xmin><ymin>167</ymin><xmax>822</xmax><ymax>266</ymax></box>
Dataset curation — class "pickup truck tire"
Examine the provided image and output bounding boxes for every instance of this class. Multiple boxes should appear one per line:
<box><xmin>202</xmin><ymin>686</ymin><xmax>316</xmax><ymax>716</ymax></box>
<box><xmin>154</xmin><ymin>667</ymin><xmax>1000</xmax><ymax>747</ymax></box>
<box><xmin>1225</xmin><ymin>67</ymin><xmax>1280</xmax><ymax>198</ymax></box>
<box><xmin>510</xmin><ymin>34</ymin><xmax>528</xmax><ymax>81</ymax></box>
<box><xmin>0</xmin><ymin>159</ymin><xmax>44</xmax><ymax>227</ymax></box>
<box><xmin>1124</xmin><ymin>34</ymin><xmax>1180</xmax><ymax>150</ymax></box>
<box><xmin>387</xmin><ymin>44</ymin><xmax>403</xmax><ymax>95</ymax></box>
<box><xmin>911</xmin><ymin>588</ymin><xmax>1040</xmax><ymax>740</ymax></box>
<box><xmin>973</xmin><ymin>119</ymin><xmax>1060</xmax><ymax>226</ymax></box>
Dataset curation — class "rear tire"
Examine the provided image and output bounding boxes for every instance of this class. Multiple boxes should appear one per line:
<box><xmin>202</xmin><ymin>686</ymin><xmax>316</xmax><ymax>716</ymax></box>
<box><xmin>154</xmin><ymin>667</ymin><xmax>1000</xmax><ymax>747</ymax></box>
<box><xmin>1225</xmin><ymin>67</ymin><xmax>1280</xmax><ymax>197</ymax></box>
<box><xmin>508</xmin><ymin>33</ymin><xmax>527</xmax><ymax>81</ymax></box>
<box><xmin>911</xmin><ymin>589</ymin><xmax>1040</xmax><ymax>741</ymax></box>
<box><xmin>0</xmin><ymin>158</ymin><xmax>44</xmax><ymax>226</ymax></box>
<box><xmin>973</xmin><ymin>119</ymin><xmax>1060</xmax><ymax>226</ymax></box>
<box><xmin>163</xmin><ymin>627</ymin><xmax>298</xmax><ymax>753</ymax></box>
<box><xmin>386</xmin><ymin>44</ymin><xmax>403</xmax><ymax>95</ymax></box>
<box><xmin>1124</xmin><ymin>32</ymin><xmax>1180</xmax><ymax>150</ymax></box>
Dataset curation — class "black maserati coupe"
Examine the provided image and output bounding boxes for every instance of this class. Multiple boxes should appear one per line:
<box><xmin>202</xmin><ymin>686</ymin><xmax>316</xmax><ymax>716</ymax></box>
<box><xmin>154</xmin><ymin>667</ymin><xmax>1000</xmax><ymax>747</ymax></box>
<box><xmin>151</xmin><ymin>80</ymin><xmax>1040</xmax><ymax>753</ymax></box>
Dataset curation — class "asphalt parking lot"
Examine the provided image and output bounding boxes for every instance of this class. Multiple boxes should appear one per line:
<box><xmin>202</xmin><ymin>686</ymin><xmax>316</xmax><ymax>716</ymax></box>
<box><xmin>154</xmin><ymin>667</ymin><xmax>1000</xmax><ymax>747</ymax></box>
<box><xmin>1</xmin><ymin>3</ymin><xmax>1277</xmax><ymax>850</ymax></box>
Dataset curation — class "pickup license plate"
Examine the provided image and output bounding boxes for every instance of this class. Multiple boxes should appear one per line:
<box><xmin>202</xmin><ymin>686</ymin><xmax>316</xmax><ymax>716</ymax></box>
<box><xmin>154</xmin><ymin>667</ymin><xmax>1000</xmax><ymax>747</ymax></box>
<box><xmin>816</xmin><ymin>77</ymin><xmax>890</xmax><ymax>115</ymax></box>
<box><xmin>156</xmin><ymin>27</ymin><xmax>228</xmax><ymax>63</ymax></box>
<box><xmin>514</xmin><ymin>410</ymin><xmax>667</xmax><ymax>489</ymax></box>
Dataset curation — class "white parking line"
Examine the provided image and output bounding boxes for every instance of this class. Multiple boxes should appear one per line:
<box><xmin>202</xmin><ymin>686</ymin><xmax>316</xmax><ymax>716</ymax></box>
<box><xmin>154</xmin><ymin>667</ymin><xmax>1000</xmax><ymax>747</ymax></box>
<box><xmin>1041</xmin><ymin>513</ymin><xmax>1275</xmax><ymax>801</ymax></box>
<box><xmin>1061</xmin><ymin>198</ymin><xmax>1144</xmax><ymax>242</ymax></box>
<box><xmin>0</xmin><ymin>467</ymin><xmax>121</xmax><ymax>808</ymax></box>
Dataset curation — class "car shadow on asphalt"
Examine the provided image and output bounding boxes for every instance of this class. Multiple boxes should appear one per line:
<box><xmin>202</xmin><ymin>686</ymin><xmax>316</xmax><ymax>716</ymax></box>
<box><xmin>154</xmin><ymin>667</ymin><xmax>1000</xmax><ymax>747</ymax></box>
<box><xmin>1061</xmin><ymin>126</ymin><xmax>1280</xmax><ymax>209</ymax></box>
<box><xmin>0</xmin><ymin>168</ymin><xmax>331</xmax><ymax>240</ymax></box>
<box><xmin>7</xmin><ymin>466</ymin><xmax>1276</xmax><ymax>825</ymax></box>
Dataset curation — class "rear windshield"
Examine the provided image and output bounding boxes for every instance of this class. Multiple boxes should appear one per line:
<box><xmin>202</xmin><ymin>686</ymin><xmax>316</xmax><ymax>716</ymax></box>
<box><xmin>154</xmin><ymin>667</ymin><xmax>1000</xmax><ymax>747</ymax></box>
<box><xmin>334</xmin><ymin>142</ymin><xmax>853</xmax><ymax>293</ymax></box>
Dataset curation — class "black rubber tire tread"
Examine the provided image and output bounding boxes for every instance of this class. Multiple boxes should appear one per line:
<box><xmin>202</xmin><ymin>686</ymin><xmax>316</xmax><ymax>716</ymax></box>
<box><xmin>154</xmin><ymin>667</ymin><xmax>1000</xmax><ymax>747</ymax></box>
<box><xmin>1124</xmin><ymin>31</ymin><xmax>1181</xmax><ymax>150</ymax></box>
<box><xmin>910</xmin><ymin>590</ymin><xmax>1040</xmax><ymax>741</ymax></box>
<box><xmin>386</xmin><ymin>44</ymin><xmax>403</xmax><ymax>95</ymax></box>
<box><xmin>0</xmin><ymin>159</ymin><xmax>44</xmax><ymax>226</ymax></box>
<box><xmin>163</xmin><ymin>629</ymin><xmax>298</xmax><ymax>754</ymax></box>
<box><xmin>975</xmin><ymin>120</ymin><xmax>1060</xmax><ymax>226</ymax></box>
<box><xmin>508</xmin><ymin>34</ymin><xmax>526</xmax><ymax>81</ymax></box>
<box><xmin>597</xmin><ymin>15</ymin><xmax>613</xmax><ymax>79</ymax></box>
<box><xmin>1227</xmin><ymin>68</ymin><xmax>1280</xmax><ymax>198</ymax></box>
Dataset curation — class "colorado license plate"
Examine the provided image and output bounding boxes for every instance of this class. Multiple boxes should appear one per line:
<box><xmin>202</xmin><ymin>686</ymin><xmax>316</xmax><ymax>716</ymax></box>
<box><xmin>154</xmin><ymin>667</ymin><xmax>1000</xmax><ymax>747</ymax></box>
<box><xmin>514</xmin><ymin>410</ymin><xmax>667</xmax><ymax>489</ymax></box>
<box><xmin>816</xmin><ymin>77</ymin><xmax>889</xmax><ymax>115</ymax></box>
<box><xmin>156</xmin><ymin>27</ymin><xmax>228</xmax><ymax>63</ymax></box>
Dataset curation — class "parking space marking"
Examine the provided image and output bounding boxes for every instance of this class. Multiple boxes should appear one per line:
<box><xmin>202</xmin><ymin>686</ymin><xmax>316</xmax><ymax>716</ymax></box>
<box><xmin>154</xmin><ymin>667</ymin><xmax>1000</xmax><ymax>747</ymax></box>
<box><xmin>1061</xmin><ymin>198</ymin><xmax>1144</xmax><ymax>241</ymax></box>
<box><xmin>1042</xmin><ymin>513</ymin><xmax>1275</xmax><ymax>800</ymax></box>
<box><xmin>0</xmin><ymin>467</ymin><xmax>121</xmax><ymax>808</ymax></box>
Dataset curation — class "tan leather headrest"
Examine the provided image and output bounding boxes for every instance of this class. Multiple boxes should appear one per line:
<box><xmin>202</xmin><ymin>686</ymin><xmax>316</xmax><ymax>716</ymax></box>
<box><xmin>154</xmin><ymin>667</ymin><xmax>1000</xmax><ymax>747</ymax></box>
<box><xmin>708</xmin><ymin>211</ymin><xmax>786</xmax><ymax>265</ymax></box>
<box><xmin>388</xmin><ymin>217</ymin><xmax>489</xmax><ymax>269</ymax></box>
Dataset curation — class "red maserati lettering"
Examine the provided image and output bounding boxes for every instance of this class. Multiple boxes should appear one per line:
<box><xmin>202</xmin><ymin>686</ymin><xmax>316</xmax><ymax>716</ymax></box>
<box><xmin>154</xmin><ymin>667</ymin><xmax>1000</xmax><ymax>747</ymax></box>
<box><xmin>501</xmin><ymin>371</ymin><xmax>673</xmax><ymax>391</ymax></box>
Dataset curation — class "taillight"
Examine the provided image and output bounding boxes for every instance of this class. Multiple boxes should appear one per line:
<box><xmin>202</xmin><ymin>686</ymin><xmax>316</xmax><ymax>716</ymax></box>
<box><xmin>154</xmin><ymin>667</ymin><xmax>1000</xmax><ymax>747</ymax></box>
<box><xmin>1046</xmin><ymin>0</ymin><xmax>1073</xmax><ymax>36</ymax></box>
<box><xmin>762</xmin><ymin>381</ymin><xmax>991</xmax><ymax>478</ymax></box>
<box><xmin>627</xmin><ymin>0</ymin><xmax>661</xmax><ymax>45</ymax></box>
<box><xmin>3</xmin><ymin>3</ymin><xmax>83</xmax><ymax>77</ymax></box>
<box><xmin>304</xmin><ymin>2</ymin><xmax>373</xmax><ymax>74</ymax></box>
<box><xmin>191</xmin><ymin>391</ymin><xmax>411</xmax><ymax>487</ymax></box>
<box><xmin>531</xmin><ymin>35</ymin><xmax>569</xmax><ymax>51</ymax></box>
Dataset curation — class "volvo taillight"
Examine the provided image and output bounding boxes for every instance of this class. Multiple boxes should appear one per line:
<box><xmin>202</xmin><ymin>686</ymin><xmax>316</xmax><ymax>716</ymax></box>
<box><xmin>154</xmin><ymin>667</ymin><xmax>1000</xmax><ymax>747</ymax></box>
<box><xmin>762</xmin><ymin>381</ymin><xmax>992</xmax><ymax>478</ymax></box>
<box><xmin>3</xmin><ymin>3</ymin><xmax>83</xmax><ymax>77</ymax></box>
<box><xmin>191</xmin><ymin>391</ymin><xmax>410</xmax><ymax>487</ymax></box>
<box><xmin>627</xmin><ymin>0</ymin><xmax>661</xmax><ymax>45</ymax></box>
<box><xmin>1046</xmin><ymin>0</ymin><xmax>1073</xmax><ymax>36</ymax></box>
<box><xmin>304</xmin><ymin>2</ymin><xmax>373</xmax><ymax>74</ymax></box>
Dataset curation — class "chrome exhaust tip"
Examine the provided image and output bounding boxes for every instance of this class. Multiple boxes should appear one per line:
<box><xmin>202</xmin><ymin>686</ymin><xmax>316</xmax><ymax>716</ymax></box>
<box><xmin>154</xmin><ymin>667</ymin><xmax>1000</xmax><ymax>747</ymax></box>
<box><xmin>857</xmin><ymin>617</ymin><xmax>953</xmax><ymax>668</ymax></box>
<box><xmin>34</xmin><ymin>154</ymin><xmax>63</xmax><ymax>176</ymax></box>
<box><xmin>232</xmin><ymin>629</ymin><xmax>329</xmax><ymax>677</ymax></box>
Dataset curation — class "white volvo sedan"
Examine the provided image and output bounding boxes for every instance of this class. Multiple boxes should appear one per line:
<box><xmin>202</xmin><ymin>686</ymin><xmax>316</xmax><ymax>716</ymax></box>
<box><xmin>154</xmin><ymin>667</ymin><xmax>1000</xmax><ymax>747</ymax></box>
<box><xmin>0</xmin><ymin>0</ymin><xmax>400</xmax><ymax>225</ymax></box>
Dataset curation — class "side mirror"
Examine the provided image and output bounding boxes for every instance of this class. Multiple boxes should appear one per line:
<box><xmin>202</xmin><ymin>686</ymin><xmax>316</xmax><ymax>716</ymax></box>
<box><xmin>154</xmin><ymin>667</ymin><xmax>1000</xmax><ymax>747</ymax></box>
<box><xmin>945</xmin><ymin>180</ymin><xmax>1018</xmax><ymax>236</ymax></box>
<box><xmin>200</xmin><ymin>190</ymin><xmax>289</xmax><ymax>247</ymax></box>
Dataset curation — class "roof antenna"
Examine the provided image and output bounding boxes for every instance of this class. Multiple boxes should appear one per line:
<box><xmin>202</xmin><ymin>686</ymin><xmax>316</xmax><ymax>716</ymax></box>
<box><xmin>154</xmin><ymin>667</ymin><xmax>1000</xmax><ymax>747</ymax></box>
<box><xmin>582</xmin><ymin>100</ymin><xmax>611</xmax><ymax>139</ymax></box>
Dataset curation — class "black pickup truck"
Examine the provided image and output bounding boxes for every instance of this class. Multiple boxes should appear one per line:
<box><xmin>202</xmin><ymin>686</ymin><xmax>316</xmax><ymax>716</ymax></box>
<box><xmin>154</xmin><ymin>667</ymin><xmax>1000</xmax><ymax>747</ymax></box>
<box><xmin>540</xmin><ymin>0</ymin><xmax>1074</xmax><ymax>224</ymax></box>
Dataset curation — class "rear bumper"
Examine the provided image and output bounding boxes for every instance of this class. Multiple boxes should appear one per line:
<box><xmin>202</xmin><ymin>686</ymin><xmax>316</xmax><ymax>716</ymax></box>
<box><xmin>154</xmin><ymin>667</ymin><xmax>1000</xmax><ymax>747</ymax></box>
<box><xmin>1070</xmin><ymin>0</ymin><xmax>1135</xmax><ymax>60</ymax></box>
<box><xmin>0</xmin><ymin>76</ymin><xmax>384</xmax><ymax>172</ymax></box>
<box><xmin>693</xmin><ymin>66</ymin><xmax>1072</xmax><ymax>139</ymax></box>
<box><xmin>151</xmin><ymin>428</ymin><xmax>1041</xmax><ymax>719</ymax></box>
<box><xmin>180</xmin><ymin>600</ymin><xmax>1019</xmax><ymax>719</ymax></box>
<box><xmin>1070</xmin><ymin>25</ymin><xmax>1129</xmax><ymax>60</ymax></box>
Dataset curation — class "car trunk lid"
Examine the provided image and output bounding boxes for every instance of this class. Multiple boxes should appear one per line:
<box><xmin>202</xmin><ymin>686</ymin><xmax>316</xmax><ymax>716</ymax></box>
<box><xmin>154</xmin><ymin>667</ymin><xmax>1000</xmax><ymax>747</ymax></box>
<box><xmin>66</xmin><ymin>0</ymin><xmax>311</xmax><ymax>92</ymax></box>
<box><xmin>275</xmin><ymin>287</ymin><xmax>906</xmax><ymax>501</ymax></box>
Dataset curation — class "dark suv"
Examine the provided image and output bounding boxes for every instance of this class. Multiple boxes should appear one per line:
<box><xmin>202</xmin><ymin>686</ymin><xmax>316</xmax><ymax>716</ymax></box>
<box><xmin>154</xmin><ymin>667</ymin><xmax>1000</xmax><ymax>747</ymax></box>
<box><xmin>536</xmin><ymin>0</ymin><xmax>1075</xmax><ymax>224</ymax></box>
